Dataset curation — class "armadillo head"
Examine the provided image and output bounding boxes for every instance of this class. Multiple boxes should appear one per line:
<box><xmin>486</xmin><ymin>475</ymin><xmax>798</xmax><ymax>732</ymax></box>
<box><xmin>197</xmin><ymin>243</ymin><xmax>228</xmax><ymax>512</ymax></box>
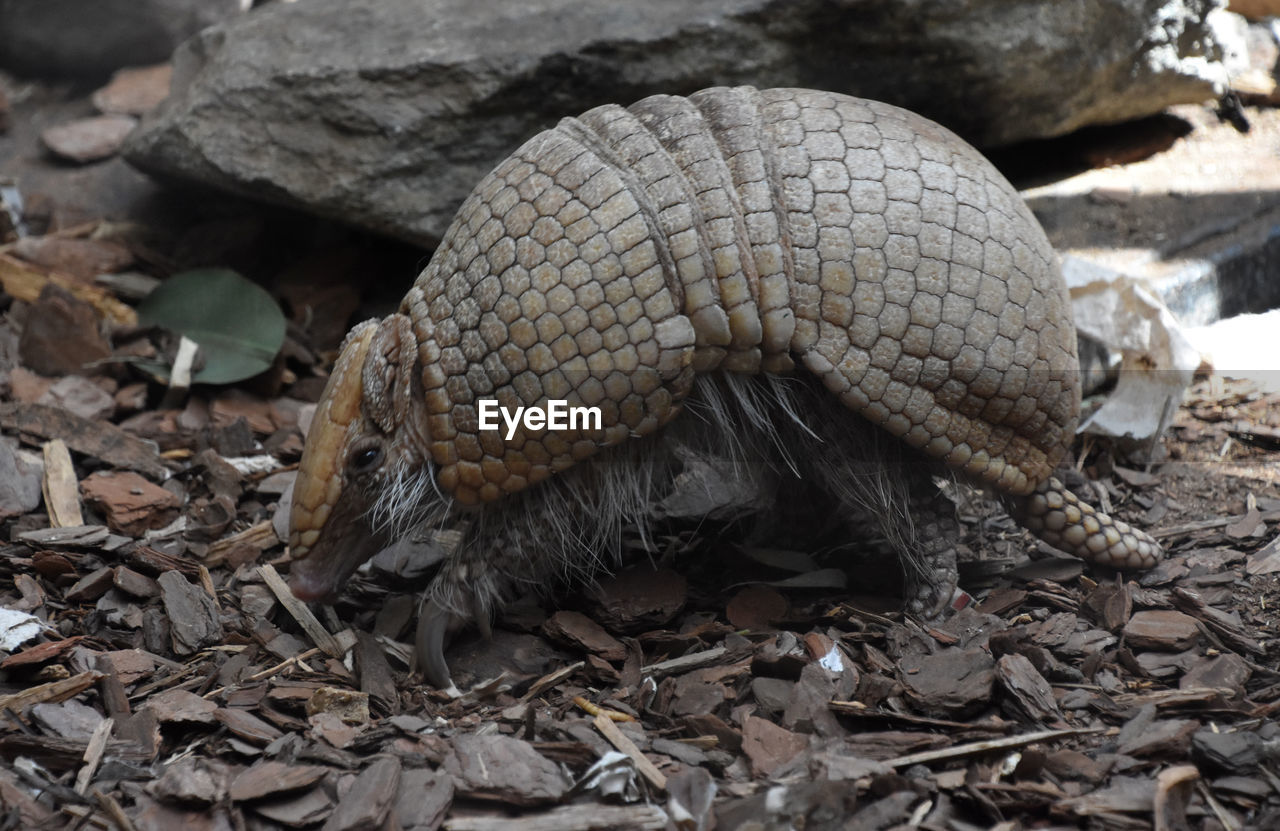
<box><xmin>287</xmin><ymin>313</ymin><xmax>440</xmax><ymax>602</ymax></box>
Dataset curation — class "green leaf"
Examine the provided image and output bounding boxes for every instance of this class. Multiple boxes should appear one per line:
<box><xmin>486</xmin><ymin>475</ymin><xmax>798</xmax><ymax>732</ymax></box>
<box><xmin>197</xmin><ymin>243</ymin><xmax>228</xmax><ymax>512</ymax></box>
<box><xmin>137</xmin><ymin>268</ymin><xmax>286</xmax><ymax>385</ymax></box>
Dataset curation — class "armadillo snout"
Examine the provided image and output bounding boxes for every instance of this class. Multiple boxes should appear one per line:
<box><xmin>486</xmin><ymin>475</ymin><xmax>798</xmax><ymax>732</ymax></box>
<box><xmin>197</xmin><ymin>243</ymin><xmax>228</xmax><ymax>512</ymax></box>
<box><xmin>286</xmin><ymin>494</ymin><xmax>390</xmax><ymax>602</ymax></box>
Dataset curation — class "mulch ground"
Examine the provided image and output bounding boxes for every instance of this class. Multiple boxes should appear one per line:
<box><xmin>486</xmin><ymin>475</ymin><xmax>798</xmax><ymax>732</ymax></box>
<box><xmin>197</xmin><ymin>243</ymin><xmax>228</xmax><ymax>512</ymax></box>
<box><xmin>1</xmin><ymin>69</ymin><xmax>1279</xmax><ymax>831</ymax></box>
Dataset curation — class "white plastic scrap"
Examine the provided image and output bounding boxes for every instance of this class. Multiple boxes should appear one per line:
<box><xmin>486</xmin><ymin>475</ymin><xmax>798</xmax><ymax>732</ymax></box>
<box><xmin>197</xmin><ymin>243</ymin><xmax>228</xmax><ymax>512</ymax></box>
<box><xmin>1062</xmin><ymin>256</ymin><xmax>1200</xmax><ymax>446</ymax></box>
<box><xmin>568</xmin><ymin>751</ymin><xmax>642</xmax><ymax>802</ymax></box>
<box><xmin>225</xmin><ymin>455</ymin><xmax>282</xmax><ymax>475</ymax></box>
<box><xmin>818</xmin><ymin>644</ymin><xmax>845</xmax><ymax>673</ymax></box>
<box><xmin>1185</xmin><ymin>309</ymin><xmax>1280</xmax><ymax>393</ymax></box>
<box><xmin>143</xmin><ymin>515</ymin><xmax>187</xmax><ymax>542</ymax></box>
<box><xmin>0</xmin><ymin>607</ymin><xmax>44</xmax><ymax>651</ymax></box>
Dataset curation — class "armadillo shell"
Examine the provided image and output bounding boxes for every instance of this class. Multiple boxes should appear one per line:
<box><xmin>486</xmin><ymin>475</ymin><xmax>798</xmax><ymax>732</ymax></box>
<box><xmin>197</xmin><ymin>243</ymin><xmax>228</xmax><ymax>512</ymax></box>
<box><xmin>399</xmin><ymin>86</ymin><xmax>1079</xmax><ymax>506</ymax></box>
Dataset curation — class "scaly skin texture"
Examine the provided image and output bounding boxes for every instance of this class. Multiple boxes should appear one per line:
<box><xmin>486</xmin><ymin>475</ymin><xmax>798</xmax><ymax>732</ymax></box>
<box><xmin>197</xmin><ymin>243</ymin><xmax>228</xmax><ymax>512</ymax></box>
<box><xmin>286</xmin><ymin>87</ymin><xmax>1162</xmax><ymax>686</ymax></box>
<box><xmin>404</xmin><ymin>87</ymin><xmax>1073</xmax><ymax>503</ymax></box>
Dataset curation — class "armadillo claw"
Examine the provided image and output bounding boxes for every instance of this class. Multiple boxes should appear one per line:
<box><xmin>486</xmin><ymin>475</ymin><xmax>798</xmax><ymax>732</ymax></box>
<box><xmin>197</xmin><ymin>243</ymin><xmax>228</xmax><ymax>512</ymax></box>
<box><xmin>414</xmin><ymin>585</ymin><xmax>495</xmax><ymax>692</ymax></box>
<box><xmin>415</xmin><ymin>597</ymin><xmax>458</xmax><ymax>691</ymax></box>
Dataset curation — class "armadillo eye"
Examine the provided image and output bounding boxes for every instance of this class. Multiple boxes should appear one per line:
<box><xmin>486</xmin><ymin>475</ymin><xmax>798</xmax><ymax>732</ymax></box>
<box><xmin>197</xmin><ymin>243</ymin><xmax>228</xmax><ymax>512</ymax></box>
<box><xmin>348</xmin><ymin>442</ymin><xmax>383</xmax><ymax>475</ymax></box>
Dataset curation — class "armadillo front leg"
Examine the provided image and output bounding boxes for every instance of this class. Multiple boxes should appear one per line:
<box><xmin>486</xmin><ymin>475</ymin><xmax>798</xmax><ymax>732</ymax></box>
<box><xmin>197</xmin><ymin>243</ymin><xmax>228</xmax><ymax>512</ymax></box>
<box><xmin>415</xmin><ymin>530</ymin><xmax>543</xmax><ymax>690</ymax></box>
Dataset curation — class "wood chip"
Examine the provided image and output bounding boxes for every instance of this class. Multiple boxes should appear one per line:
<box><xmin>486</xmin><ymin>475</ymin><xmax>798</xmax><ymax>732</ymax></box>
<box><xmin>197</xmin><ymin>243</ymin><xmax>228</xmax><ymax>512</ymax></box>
<box><xmin>41</xmin><ymin>439</ymin><xmax>83</xmax><ymax>527</ymax></box>
<box><xmin>0</xmin><ymin>402</ymin><xmax>164</xmax><ymax>479</ymax></box>
<box><xmin>740</xmin><ymin>715</ymin><xmax>807</xmax><ymax>777</ymax></box>
<box><xmin>0</xmin><ymin>670</ymin><xmax>103</xmax><ymax>713</ymax></box>
<box><xmin>259</xmin><ymin>563</ymin><xmax>347</xmax><ymax>659</ymax></box>
<box><xmin>80</xmin><ymin>470</ymin><xmax>181</xmax><ymax>536</ymax></box>
<box><xmin>17</xmin><ymin>524</ymin><xmax>109</xmax><ymax>548</ymax></box>
<box><xmin>445</xmin><ymin>804</ymin><xmax>668</xmax><ymax>831</ymax></box>
<box><xmin>543</xmin><ymin>611</ymin><xmax>626</xmax><ymax>662</ymax></box>
<box><xmin>146</xmin><ymin>689</ymin><xmax>218</xmax><ymax>724</ymax></box>
<box><xmin>1122</xmin><ymin>610</ymin><xmax>1201</xmax><ymax>651</ymax></box>
<box><xmin>73</xmin><ymin>717</ymin><xmax>114</xmax><ymax>794</ymax></box>
<box><xmin>593</xmin><ymin>714</ymin><xmax>666</xmax><ymax>791</ymax></box>
<box><xmin>147</xmin><ymin>757</ymin><xmax>230</xmax><ymax>805</ymax></box>
<box><xmin>0</xmin><ymin>636</ymin><xmax>85</xmax><ymax>669</ymax></box>
<box><xmin>446</xmin><ymin>734</ymin><xmax>568</xmax><ymax>806</ymax></box>
<box><xmin>897</xmin><ymin>646</ymin><xmax>996</xmax><ymax>718</ymax></box>
<box><xmin>320</xmin><ymin>756</ymin><xmax>400</xmax><ymax>830</ymax></box>
<box><xmin>884</xmin><ymin>727</ymin><xmax>1103</xmax><ymax>768</ymax></box>
<box><xmin>113</xmin><ymin>566</ymin><xmax>160</xmax><ymax>599</ymax></box>
<box><xmin>995</xmin><ymin>653</ymin><xmax>1063</xmax><ymax>724</ymax></box>
<box><xmin>11</xmin><ymin>235</ymin><xmax>133</xmax><ymax>282</ymax></box>
<box><xmin>213</xmin><ymin>707</ymin><xmax>283</xmax><ymax>745</ymax></box>
<box><xmin>520</xmin><ymin>661</ymin><xmax>585</xmax><ymax>703</ymax></box>
<box><xmin>229</xmin><ymin>760</ymin><xmax>328</xmax><ymax>802</ymax></box>
<box><xmin>640</xmin><ymin>646</ymin><xmax>727</xmax><ymax>677</ymax></box>
<box><xmin>205</xmin><ymin>519</ymin><xmax>278</xmax><ymax>568</ymax></box>
<box><xmin>92</xmin><ymin>788</ymin><xmax>138</xmax><ymax>831</ymax></box>
<box><xmin>157</xmin><ymin>571</ymin><xmax>224</xmax><ymax>655</ymax></box>
<box><xmin>0</xmin><ymin>732</ymin><xmax>151</xmax><ymax>770</ymax></box>
<box><xmin>0</xmin><ymin>252</ymin><xmax>136</xmax><ymax>326</ymax></box>
<box><xmin>392</xmin><ymin>768</ymin><xmax>454</xmax><ymax>830</ymax></box>
<box><xmin>354</xmin><ymin>631</ymin><xmax>398</xmax><ymax>715</ymax></box>
<box><xmin>65</xmin><ymin>565</ymin><xmax>116</xmax><ymax>603</ymax></box>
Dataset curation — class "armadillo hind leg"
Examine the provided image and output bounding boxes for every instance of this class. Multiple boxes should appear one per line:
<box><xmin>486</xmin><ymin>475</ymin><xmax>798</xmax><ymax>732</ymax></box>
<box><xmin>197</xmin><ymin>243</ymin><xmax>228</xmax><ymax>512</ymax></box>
<box><xmin>899</xmin><ymin>483</ymin><xmax>962</xmax><ymax>617</ymax></box>
<box><xmin>1011</xmin><ymin>477</ymin><xmax>1162</xmax><ymax>569</ymax></box>
<box><xmin>791</xmin><ymin>387</ymin><xmax>960</xmax><ymax>617</ymax></box>
<box><xmin>819</xmin><ymin>456</ymin><xmax>961</xmax><ymax>618</ymax></box>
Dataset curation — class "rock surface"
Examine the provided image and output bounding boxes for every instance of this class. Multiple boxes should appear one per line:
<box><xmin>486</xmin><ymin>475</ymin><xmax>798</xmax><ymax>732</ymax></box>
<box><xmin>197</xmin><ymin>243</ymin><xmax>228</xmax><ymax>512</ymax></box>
<box><xmin>125</xmin><ymin>0</ymin><xmax>1234</xmax><ymax>248</ymax></box>
<box><xmin>0</xmin><ymin>0</ymin><xmax>246</xmax><ymax>78</ymax></box>
<box><xmin>41</xmin><ymin>115</ymin><xmax>138</xmax><ymax>164</ymax></box>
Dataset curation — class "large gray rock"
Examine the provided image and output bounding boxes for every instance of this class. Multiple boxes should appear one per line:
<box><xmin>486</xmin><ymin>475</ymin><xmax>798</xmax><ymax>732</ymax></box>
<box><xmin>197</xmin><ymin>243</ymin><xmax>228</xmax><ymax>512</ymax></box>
<box><xmin>0</xmin><ymin>0</ymin><xmax>247</xmax><ymax>78</ymax></box>
<box><xmin>125</xmin><ymin>0</ymin><xmax>1232</xmax><ymax>248</ymax></box>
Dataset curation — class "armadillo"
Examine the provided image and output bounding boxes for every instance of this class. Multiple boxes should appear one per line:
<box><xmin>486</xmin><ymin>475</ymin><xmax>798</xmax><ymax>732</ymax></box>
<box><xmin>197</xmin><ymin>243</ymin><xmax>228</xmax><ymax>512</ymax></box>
<box><xmin>285</xmin><ymin>87</ymin><xmax>1162</xmax><ymax>688</ymax></box>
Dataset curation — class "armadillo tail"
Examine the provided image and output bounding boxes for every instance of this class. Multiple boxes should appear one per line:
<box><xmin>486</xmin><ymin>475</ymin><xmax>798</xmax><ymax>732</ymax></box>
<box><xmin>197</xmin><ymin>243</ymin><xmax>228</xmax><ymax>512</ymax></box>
<box><xmin>1010</xmin><ymin>476</ymin><xmax>1162</xmax><ymax>569</ymax></box>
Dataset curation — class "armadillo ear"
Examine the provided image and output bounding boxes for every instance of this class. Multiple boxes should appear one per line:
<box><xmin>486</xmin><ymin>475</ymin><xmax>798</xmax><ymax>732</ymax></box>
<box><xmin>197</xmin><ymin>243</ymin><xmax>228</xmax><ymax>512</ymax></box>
<box><xmin>361</xmin><ymin>314</ymin><xmax>418</xmax><ymax>433</ymax></box>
